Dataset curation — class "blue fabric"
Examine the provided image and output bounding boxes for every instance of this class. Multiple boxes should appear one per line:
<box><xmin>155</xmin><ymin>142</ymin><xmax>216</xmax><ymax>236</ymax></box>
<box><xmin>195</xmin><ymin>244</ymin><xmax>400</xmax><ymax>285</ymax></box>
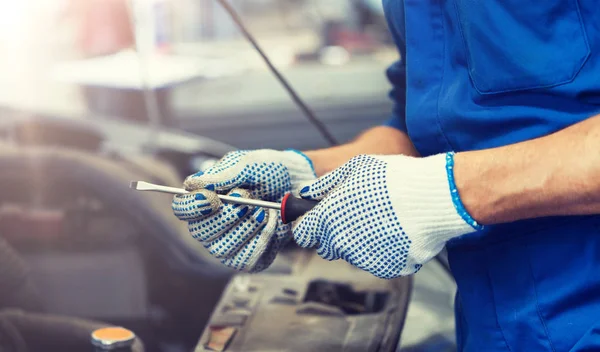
<box><xmin>382</xmin><ymin>0</ymin><xmax>600</xmax><ymax>351</ymax></box>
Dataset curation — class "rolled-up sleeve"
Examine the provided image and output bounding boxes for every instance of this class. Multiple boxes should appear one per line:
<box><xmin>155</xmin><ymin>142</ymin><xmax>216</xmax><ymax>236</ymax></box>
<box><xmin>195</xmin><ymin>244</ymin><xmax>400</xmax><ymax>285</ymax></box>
<box><xmin>382</xmin><ymin>0</ymin><xmax>408</xmax><ymax>133</ymax></box>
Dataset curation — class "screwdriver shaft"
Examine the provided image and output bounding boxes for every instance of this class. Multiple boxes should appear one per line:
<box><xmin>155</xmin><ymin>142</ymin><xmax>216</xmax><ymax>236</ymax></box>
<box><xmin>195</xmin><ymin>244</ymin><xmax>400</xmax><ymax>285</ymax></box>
<box><xmin>130</xmin><ymin>181</ymin><xmax>281</xmax><ymax>210</ymax></box>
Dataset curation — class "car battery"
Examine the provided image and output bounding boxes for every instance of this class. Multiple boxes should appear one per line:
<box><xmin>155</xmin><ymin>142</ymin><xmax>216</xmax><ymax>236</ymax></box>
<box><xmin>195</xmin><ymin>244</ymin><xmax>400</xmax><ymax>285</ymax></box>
<box><xmin>195</xmin><ymin>250</ymin><xmax>412</xmax><ymax>352</ymax></box>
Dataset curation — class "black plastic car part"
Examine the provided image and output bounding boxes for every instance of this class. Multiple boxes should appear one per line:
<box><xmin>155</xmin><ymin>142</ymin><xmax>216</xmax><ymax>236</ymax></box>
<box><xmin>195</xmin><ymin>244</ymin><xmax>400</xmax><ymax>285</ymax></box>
<box><xmin>0</xmin><ymin>145</ymin><xmax>229</xmax><ymax>276</ymax></box>
<box><xmin>0</xmin><ymin>309</ymin><xmax>145</xmax><ymax>352</ymax></box>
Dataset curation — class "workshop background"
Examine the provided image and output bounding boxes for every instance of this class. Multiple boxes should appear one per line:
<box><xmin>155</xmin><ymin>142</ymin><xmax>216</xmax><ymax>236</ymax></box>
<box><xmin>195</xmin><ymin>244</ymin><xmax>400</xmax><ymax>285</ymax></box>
<box><xmin>0</xmin><ymin>1</ymin><xmax>456</xmax><ymax>351</ymax></box>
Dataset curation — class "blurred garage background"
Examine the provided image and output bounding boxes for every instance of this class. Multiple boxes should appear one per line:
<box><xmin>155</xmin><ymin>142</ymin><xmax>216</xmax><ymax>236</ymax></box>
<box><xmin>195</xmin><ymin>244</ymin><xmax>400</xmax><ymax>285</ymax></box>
<box><xmin>0</xmin><ymin>1</ymin><xmax>456</xmax><ymax>351</ymax></box>
<box><xmin>1</xmin><ymin>0</ymin><xmax>396</xmax><ymax>150</ymax></box>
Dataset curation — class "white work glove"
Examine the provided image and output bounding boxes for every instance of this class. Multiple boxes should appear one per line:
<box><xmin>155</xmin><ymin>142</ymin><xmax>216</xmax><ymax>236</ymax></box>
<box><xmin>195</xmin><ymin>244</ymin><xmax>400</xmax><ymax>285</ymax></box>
<box><xmin>172</xmin><ymin>149</ymin><xmax>316</xmax><ymax>272</ymax></box>
<box><xmin>293</xmin><ymin>152</ymin><xmax>483</xmax><ymax>279</ymax></box>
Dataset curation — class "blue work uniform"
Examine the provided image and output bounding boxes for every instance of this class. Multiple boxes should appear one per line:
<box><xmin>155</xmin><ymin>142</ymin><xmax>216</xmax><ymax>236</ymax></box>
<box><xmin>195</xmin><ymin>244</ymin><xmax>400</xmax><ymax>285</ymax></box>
<box><xmin>382</xmin><ymin>0</ymin><xmax>600</xmax><ymax>351</ymax></box>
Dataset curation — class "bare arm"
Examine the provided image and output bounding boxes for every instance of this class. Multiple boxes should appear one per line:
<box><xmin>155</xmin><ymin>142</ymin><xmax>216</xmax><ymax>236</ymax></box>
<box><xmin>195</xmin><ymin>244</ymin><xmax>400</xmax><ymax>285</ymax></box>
<box><xmin>304</xmin><ymin>126</ymin><xmax>419</xmax><ymax>176</ymax></box>
<box><xmin>455</xmin><ymin>113</ymin><xmax>600</xmax><ymax>225</ymax></box>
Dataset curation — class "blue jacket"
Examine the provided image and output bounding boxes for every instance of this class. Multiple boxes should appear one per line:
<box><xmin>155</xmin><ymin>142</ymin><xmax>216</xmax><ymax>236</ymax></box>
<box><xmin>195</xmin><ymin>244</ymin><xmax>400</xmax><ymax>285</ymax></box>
<box><xmin>382</xmin><ymin>0</ymin><xmax>600</xmax><ymax>351</ymax></box>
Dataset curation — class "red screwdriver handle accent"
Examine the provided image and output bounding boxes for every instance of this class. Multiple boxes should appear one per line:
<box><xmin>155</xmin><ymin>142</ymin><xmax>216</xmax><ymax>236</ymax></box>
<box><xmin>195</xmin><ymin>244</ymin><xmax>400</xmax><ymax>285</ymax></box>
<box><xmin>280</xmin><ymin>193</ymin><xmax>319</xmax><ymax>224</ymax></box>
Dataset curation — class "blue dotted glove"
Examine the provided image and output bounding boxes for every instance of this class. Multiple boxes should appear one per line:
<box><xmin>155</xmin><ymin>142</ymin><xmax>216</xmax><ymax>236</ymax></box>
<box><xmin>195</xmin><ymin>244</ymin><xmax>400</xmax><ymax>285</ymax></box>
<box><xmin>293</xmin><ymin>153</ymin><xmax>483</xmax><ymax>279</ymax></box>
<box><xmin>172</xmin><ymin>149</ymin><xmax>316</xmax><ymax>272</ymax></box>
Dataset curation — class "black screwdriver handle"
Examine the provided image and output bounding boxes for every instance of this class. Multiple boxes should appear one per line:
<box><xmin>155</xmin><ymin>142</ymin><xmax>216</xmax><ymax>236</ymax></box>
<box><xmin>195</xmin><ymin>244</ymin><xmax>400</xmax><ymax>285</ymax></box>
<box><xmin>280</xmin><ymin>193</ymin><xmax>319</xmax><ymax>224</ymax></box>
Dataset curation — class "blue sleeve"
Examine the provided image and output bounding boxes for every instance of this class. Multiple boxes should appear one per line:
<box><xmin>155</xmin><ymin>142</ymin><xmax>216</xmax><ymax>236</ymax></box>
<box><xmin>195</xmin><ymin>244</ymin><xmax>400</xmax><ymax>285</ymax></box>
<box><xmin>384</xmin><ymin>60</ymin><xmax>408</xmax><ymax>132</ymax></box>
<box><xmin>382</xmin><ymin>0</ymin><xmax>408</xmax><ymax>133</ymax></box>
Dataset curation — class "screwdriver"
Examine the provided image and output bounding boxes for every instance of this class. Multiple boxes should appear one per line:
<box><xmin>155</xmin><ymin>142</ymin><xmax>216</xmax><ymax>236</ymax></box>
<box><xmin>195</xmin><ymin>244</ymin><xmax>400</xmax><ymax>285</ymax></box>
<box><xmin>130</xmin><ymin>181</ymin><xmax>318</xmax><ymax>224</ymax></box>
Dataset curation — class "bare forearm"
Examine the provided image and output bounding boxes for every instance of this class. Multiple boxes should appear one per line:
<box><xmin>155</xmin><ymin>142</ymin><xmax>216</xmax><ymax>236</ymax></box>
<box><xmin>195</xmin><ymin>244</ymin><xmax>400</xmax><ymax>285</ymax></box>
<box><xmin>455</xmin><ymin>113</ymin><xmax>600</xmax><ymax>225</ymax></box>
<box><xmin>304</xmin><ymin>126</ymin><xmax>419</xmax><ymax>176</ymax></box>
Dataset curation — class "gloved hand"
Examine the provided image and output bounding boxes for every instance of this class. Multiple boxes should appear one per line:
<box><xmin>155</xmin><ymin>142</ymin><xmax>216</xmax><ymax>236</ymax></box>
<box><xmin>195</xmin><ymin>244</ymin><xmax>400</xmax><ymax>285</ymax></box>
<box><xmin>172</xmin><ymin>149</ymin><xmax>316</xmax><ymax>272</ymax></box>
<box><xmin>293</xmin><ymin>152</ymin><xmax>483</xmax><ymax>279</ymax></box>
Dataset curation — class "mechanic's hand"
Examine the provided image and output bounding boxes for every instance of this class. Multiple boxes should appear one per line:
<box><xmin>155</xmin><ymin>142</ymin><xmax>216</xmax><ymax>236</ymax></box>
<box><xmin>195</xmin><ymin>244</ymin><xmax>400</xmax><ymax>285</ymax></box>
<box><xmin>172</xmin><ymin>149</ymin><xmax>316</xmax><ymax>272</ymax></box>
<box><xmin>292</xmin><ymin>153</ymin><xmax>483</xmax><ymax>279</ymax></box>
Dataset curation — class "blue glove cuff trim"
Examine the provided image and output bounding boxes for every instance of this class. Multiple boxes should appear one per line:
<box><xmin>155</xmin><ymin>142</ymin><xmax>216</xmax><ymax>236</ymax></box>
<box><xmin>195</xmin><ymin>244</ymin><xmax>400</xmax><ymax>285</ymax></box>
<box><xmin>445</xmin><ymin>152</ymin><xmax>484</xmax><ymax>231</ymax></box>
<box><xmin>285</xmin><ymin>149</ymin><xmax>317</xmax><ymax>178</ymax></box>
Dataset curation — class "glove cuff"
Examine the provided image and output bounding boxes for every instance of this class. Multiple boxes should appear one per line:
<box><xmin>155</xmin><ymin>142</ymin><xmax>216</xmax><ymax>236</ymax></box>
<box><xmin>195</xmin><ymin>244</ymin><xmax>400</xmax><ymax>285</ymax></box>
<box><xmin>283</xmin><ymin>150</ymin><xmax>317</xmax><ymax>194</ymax></box>
<box><xmin>378</xmin><ymin>153</ymin><xmax>481</xmax><ymax>245</ymax></box>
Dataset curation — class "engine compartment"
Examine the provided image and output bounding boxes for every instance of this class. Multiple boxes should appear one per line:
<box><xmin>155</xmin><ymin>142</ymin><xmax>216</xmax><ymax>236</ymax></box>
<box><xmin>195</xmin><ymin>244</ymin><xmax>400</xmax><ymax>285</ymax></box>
<box><xmin>197</xmin><ymin>251</ymin><xmax>411</xmax><ymax>352</ymax></box>
<box><xmin>0</xmin><ymin>146</ymin><xmax>231</xmax><ymax>350</ymax></box>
